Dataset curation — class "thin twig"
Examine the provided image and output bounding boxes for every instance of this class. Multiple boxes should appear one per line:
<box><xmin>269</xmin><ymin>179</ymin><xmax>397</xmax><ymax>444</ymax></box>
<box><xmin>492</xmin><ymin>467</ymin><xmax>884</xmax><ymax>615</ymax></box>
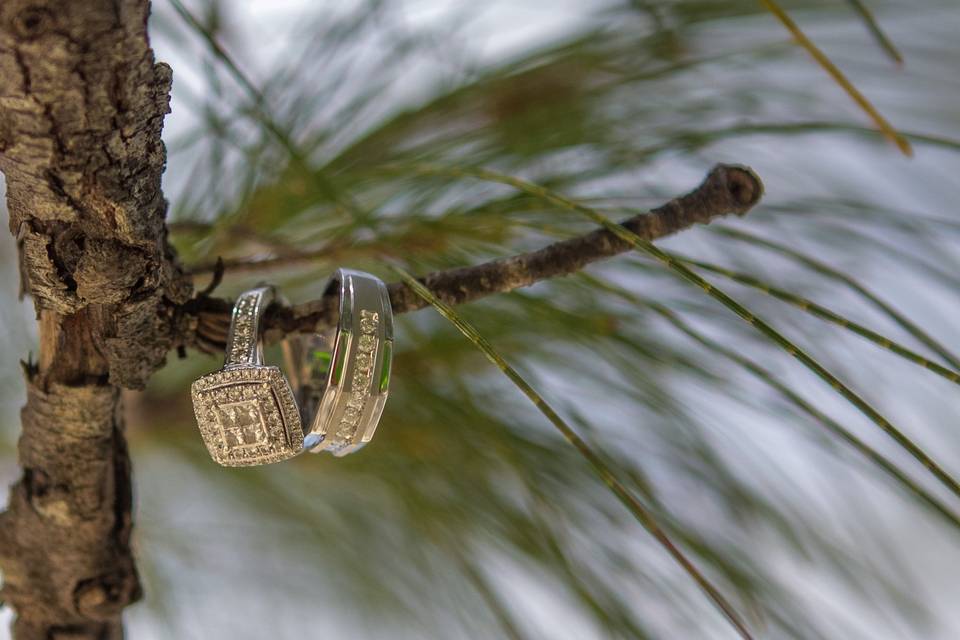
<box><xmin>181</xmin><ymin>164</ymin><xmax>763</xmax><ymax>348</ymax></box>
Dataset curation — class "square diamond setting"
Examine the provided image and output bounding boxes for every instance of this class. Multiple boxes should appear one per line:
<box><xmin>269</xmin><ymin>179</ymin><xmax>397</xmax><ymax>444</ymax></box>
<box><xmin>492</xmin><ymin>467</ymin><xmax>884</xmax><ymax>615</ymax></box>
<box><xmin>216</xmin><ymin>399</ymin><xmax>270</xmax><ymax>448</ymax></box>
<box><xmin>191</xmin><ymin>366</ymin><xmax>303</xmax><ymax>467</ymax></box>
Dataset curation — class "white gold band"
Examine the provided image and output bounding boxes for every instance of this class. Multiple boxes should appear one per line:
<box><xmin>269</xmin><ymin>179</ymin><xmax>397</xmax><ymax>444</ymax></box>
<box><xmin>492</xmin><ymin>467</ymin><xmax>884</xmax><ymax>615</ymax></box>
<box><xmin>301</xmin><ymin>268</ymin><xmax>394</xmax><ymax>456</ymax></box>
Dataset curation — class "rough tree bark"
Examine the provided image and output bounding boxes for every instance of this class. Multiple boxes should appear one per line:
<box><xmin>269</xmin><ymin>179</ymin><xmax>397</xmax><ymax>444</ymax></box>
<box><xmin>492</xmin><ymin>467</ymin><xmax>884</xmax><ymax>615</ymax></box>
<box><xmin>0</xmin><ymin>1</ymin><xmax>190</xmax><ymax>637</ymax></box>
<box><xmin>0</xmin><ymin>2</ymin><xmax>763</xmax><ymax>637</ymax></box>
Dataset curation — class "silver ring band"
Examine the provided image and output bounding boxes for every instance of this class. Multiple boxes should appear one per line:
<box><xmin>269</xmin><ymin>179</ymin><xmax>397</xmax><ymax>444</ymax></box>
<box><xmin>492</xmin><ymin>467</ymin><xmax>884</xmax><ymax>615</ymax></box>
<box><xmin>302</xmin><ymin>268</ymin><xmax>393</xmax><ymax>456</ymax></box>
<box><xmin>191</xmin><ymin>285</ymin><xmax>304</xmax><ymax>467</ymax></box>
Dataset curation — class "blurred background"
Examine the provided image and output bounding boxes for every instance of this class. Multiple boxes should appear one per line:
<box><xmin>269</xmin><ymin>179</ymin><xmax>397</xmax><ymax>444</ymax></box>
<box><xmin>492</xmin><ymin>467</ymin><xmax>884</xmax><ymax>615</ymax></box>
<box><xmin>2</xmin><ymin>0</ymin><xmax>960</xmax><ymax>637</ymax></box>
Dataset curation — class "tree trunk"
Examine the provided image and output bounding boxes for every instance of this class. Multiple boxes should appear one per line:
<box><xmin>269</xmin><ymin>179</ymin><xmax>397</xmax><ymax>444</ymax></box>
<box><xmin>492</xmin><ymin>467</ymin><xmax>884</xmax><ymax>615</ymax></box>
<box><xmin>0</xmin><ymin>1</ymin><xmax>188</xmax><ymax>637</ymax></box>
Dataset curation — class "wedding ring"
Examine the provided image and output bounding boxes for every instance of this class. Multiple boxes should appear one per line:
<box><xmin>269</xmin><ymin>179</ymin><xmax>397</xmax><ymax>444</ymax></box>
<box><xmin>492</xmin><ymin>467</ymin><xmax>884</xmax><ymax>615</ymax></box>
<box><xmin>191</xmin><ymin>270</ymin><xmax>393</xmax><ymax>465</ymax></box>
<box><xmin>300</xmin><ymin>268</ymin><xmax>393</xmax><ymax>456</ymax></box>
<box><xmin>191</xmin><ymin>285</ymin><xmax>304</xmax><ymax>467</ymax></box>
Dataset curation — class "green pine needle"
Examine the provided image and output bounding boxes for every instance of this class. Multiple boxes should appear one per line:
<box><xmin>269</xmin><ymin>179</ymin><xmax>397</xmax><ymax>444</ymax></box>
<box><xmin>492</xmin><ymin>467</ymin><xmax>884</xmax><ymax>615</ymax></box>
<box><xmin>715</xmin><ymin>227</ymin><xmax>960</xmax><ymax>371</ymax></box>
<box><xmin>667</xmin><ymin>253</ymin><xmax>960</xmax><ymax>386</ymax></box>
<box><xmin>392</xmin><ymin>264</ymin><xmax>756</xmax><ymax>640</ymax></box>
<box><xmin>581</xmin><ymin>271</ymin><xmax>960</xmax><ymax>532</ymax></box>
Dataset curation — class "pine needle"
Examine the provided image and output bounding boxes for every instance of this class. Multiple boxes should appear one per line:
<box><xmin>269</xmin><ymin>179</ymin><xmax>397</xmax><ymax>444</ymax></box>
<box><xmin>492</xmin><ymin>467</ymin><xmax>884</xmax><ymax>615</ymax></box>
<box><xmin>654</xmin><ymin>303</ymin><xmax>960</xmax><ymax>532</ymax></box>
<box><xmin>667</xmin><ymin>253</ymin><xmax>960</xmax><ymax>387</ymax></box>
<box><xmin>759</xmin><ymin>0</ymin><xmax>912</xmax><ymax>156</ymax></box>
<box><xmin>715</xmin><ymin>228</ymin><xmax>960</xmax><ymax>371</ymax></box>
<box><xmin>168</xmin><ymin>0</ymin><xmax>360</xmax><ymax>215</ymax></box>
<box><xmin>845</xmin><ymin>0</ymin><xmax>904</xmax><ymax>66</ymax></box>
<box><xmin>392</xmin><ymin>265</ymin><xmax>756</xmax><ymax>640</ymax></box>
<box><xmin>582</xmin><ymin>271</ymin><xmax>960</xmax><ymax>532</ymax></box>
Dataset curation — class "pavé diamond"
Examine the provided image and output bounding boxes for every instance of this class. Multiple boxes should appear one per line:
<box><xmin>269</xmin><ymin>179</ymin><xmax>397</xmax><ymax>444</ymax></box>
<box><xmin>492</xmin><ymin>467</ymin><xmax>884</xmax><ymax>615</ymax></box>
<box><xmin>191</xmin><ymin>366</ymin><xmax>303</xmax><ymax>467</ymax></box>
<box><xmin>217</xmin><ymin>399</ymin><xmax>269</xmax><ymax>448</ymax></box>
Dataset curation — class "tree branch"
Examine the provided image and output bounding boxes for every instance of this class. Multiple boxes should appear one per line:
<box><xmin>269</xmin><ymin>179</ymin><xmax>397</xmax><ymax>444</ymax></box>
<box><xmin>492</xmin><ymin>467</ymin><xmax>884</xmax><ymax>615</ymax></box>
<box><xmin>182</xmin><ymin>164</ymin><xmax>762</xmax><ymax>351</ymax></box>
<box><xmin>0</xmin><ymin>3</ymin><xmax>761</xmax><ymax>635</ymax></box>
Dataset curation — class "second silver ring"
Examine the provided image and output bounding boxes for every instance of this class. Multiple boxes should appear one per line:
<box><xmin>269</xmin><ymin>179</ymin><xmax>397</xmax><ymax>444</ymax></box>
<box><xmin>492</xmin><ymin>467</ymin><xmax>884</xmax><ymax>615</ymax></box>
<box><xmin>297</xmin><ymin>268</ymin><xmax>394</xmax><ymax>456</ymax></box>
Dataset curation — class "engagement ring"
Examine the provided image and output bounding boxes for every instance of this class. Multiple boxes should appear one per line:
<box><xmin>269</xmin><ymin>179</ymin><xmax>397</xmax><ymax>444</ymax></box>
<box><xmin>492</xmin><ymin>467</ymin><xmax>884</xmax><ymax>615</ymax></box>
<box><xmin>191</xmin><ymin>285</ymin><xmax>304</xmax><ymax>466</ymax></box>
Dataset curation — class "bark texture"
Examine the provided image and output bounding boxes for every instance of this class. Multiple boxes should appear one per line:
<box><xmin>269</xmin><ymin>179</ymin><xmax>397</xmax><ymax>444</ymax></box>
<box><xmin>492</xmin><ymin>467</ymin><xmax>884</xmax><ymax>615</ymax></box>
<box><xmin>0</xmin><ymin>1</ymin><xmax>189</xmax><ymax>637</ymax></box>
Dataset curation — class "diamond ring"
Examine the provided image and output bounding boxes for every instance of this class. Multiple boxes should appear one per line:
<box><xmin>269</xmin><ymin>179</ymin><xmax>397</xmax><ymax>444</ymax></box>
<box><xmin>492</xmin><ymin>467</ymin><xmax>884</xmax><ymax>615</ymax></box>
<box><xmin>191</xmin><ymin>270</ymin><xmax>394</xmax><ymax>465</ymax></box>
<box><xmin>190</xmin><ymin>285</ymin><xmax>304</xmax><ymax>467</ymax></box>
